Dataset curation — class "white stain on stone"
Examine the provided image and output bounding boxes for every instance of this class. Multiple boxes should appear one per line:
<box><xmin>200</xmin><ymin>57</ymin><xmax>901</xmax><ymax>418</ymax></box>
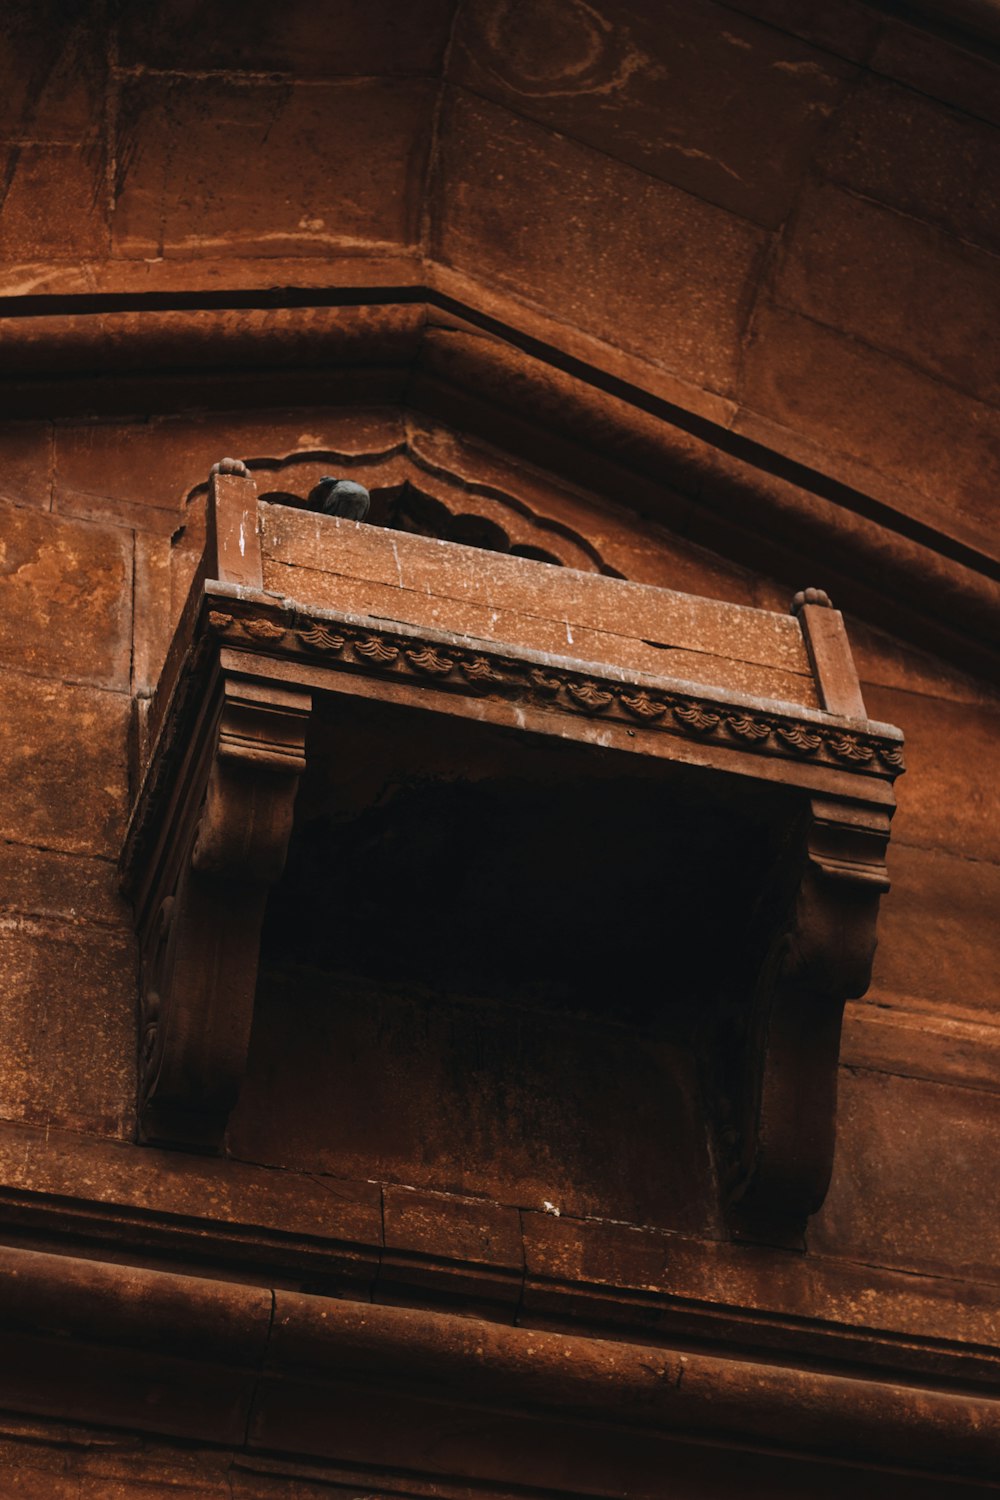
<box><xmin>389</xmin><ymin>536</ymin><xmax>403</xmax><ymax>589</ymax></box>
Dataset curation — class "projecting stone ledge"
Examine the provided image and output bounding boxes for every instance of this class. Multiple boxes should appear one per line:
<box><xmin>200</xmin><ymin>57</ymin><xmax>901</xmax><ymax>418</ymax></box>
<box><xmin>0</xmin><ymin>1244</ymin><xmax>997</xmax><ymax>1489</ymax></box>
<box><xmin>121</xmin><ymin>464</ymin><xmax>902</xmax><ymax>1236</ymax></box>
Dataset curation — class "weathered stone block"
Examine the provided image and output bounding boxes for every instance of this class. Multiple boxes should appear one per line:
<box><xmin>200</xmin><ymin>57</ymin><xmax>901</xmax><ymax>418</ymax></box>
<box><xmin>113</xmin><ymin>76</ymin><xmax>434</xmax><ymax>260</ymax></box>
<box><xmin>0</xmin><ymin>2</ymin><xmax>104</xmax><ymax>143</ymax></box>
<box><xmin>0</xmin><ymin>505</ymin><xmax>131</xmax><ymax>688</ymax></box>
<box><xmin>230</xmin><ymin>970</ymin><xmax>717</xmax><ymax>1235</ymax></box>
<box><xmin>522</xmin><ymin>1204</ymin><xmax>1000</xmax><ymax>1364</ymax></box>
<box><xmin>0</xmin><ymin>671</ymin><xmax>128</xmax><ymax>856</ymax></box>
<box><xmin>740</xmin><ymin>304</ymin><xmax>1000</xmax><ymax>541</ymax></box>
<box><xmin>873</xmin><ymin>19</ymin><xmax>1000</xmax><ymax>131</ymax></box>
<box><xmin>0</xmin><ymin>424</ymin><xmax>50</xmax><ymax>511</ymax></box>
<box><xmin>853</xmin><ymin>621</ymin><xmax>1000</xmax><ymax>707</ymax></box>
<box><xmin>452</xmin><ymin>0</ymin><xmax>853</xmax><ymax>228</ymax></box>
<box><xmin>133</xmin><ymin>531</ymin><xmax>172</xmax><ymax>696</ymax></box>
<box><xmin>381</xmin><ymin>1185</ymin><xmax>523</xmax><ymax>1309</ymax></box>
<box><xmin>813</xmin><ymin>1069</ymin><xmax>1000</xmax><ymax>1283</ymax></box>
<box><xmin>819</xmin><ymin>77</ymin><xmax>995</xmax><ymax>252</ymax></box>
<box><xmin>863</xmin><ymin>684</ymin><xmax>1000</xmax><ymax>864</ymax></box>
<box><xmin>776</xmin><ymin>182</ymin><xmax>1000</xmax><ymax>405</ymax></box>
<box><xmin>0</xmin><ymin>1459</ymin><xmax>79</xmax><ymax>1500</ymax></box>
<box><xmin>0</xmin><ymin>842</ymin><xmax>124</xmax><ymax>929</ymax></box>
<box><xmin>843</xmin><ymin>1000</ymin><xmax>1000</xmax><ymax>1095</ymax></box>
<box><xmin>432</xmin><ymin>89</ymin><xmax>766</xmax><ymax>397</ymax></box>
<box><xmin>53</xmin><ymin>408</ymin><xmax>405</xmax><ymax>529</ymax></box>
<box><xmin>0</xmin><ymin>1121</ymin><xmax>383</xmax><ymax>1252</ymax></box>
<box><xmin>872</xmin><ymin>842</ymin><xmax>1000</xmax><ymax>1015</ymax></box>
<box><xmin>118</xmin><ymin>0</ymin><xmax>455</xmax><ymax>75</ymax></box>
<box><xmin>0</xmin><ymin>918</ymin><xmax>135</xmax><ymax>1137</ymax></box>
<box><xmin>717</xmin><ymin>0</ymin><xmax>880</xmax><ymax>60</ymax></box>
<box><xmin>383</xmin><ymin>1184</ymin><xmax>522</xmax><ymax>1273</ymax></box>
<box><xmin>0</xmin><ymin>144</ymin><xmax>106</xmax><ymax>261</ymax></box>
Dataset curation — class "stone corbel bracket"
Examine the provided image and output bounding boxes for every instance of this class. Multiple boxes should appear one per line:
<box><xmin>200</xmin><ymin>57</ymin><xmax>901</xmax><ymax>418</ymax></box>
<box><xmin>722</xmin><ymin>587</ymin><xmax>895</xmax><ymax>1238</ymax></box>
<box><xmin>135</xmin><ymin>674</ymin><xmax>309</xmax><ymax>1150</ymax></box>
<box><xmin>125</xmin><ymin>463</ymin><xmax>311</xmax><ymax>1150</ymax></box>
<box><xmin>729</xmin><ymin>793</ymin><xmax>892</xmax><ymax>1238</ymax></box>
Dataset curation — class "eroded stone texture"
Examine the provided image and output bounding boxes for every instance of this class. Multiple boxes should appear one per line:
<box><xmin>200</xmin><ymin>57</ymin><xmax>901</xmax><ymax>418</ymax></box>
<box><xmin>872</xmin><ymin>19</ymin><xmax>1000</xmax><ymax>134</ymax></box>
<box><xmin>0</xmin><ymin>1120</ymin><xmax>382</xmax><ymax>1250</ymax></box>
<box><xmin>843</xmin><ymin>1000</ymin><xmax>1000</xmax><ymax>1096</ymax></box>
<box><xmin>0</xmin><ymin>671</ymin><xmax>128</xmax><ymax>856</ymax></box>
<box><xmin>381</xmin><ymin>1185</ymin><xmax>524</xmax><ymax>1310</ymax></box>
<box><xmin>0</xmin><ymin>842</ymin><xmax>124</xmax><ymax>929</ymax></box>
<box><xmin>716</xmin><ymin>0</ymin><xmax>881</xmax><ymax>60</ymax></box>
<box><xmin>383</xmin><ymin>1185</ymin><xmax>522</xmax><ymax>1275</ymax></box>
<box><xmin>740</xmin><ymin>303</ymin><xmax>1000</xmax><ymax>540</ymax></box>
<box><xmin>0</xmin><ymin>144</ymin><xmax>106</xmax><ymax>262</ymax></box>
<box><xmin>452</xmin><ymin>0</ymin><xmax>853</xmax><ymax>228</ymax></box>
<box><xmin>853</xmin><ymin>621</ymin><xmax>1000</xmax><ymax>708</ymax></box>
<box><xmin>0</xmin><ymin>423</ymin><xmax>51</xmax><ymax>511</ymax></box>
<box><xmin>775</xmin><ymin>182</ymin><xmax>1000</xmax><ymax>405</ymax></box>
<box><xmin>53</xmin><ymin>408</ymin><xmax>407</xmax><ymax>528</ymax></box>
<box><xmin>0</xmin><ymin>0</ymin><xmax>104</xmax><ymax>144</ymax></box>
<box><xmin>0</xmin><ymin>917</ymin><xmax>135</xmax><ymax>1136</ymax></box>
<box><xmin>0</xmin><ymin>504</ymin><xmax>131</xmax><ymax>688</ymax></box>
<box><xmin>813</xmin><ymin>1069</ymin><xmax>1000</xmax><ymax>1283</ymax></box>
<box><xmin>872</xmin><ymin>843</ymin><xmax>1000</xmax><ymax>1015</ymax></box>
<box><xmin>818</xmin><ymin>76</ymin><xmax>997</xmax><ymax>252</ymax></box>
<box><xmin>132</xmin><ymin>531</ymin><xmax>172</xmax><ymax>696</ymax></box>
<box><xmin>230</xmin><ymin>970</ymin><xmax>718</xmax><ymax>1236</ymax></box>
<box><xmin>863</xmin><ymin>684</ymin><xmax>999</xmax><ymax>863</ymax></box>
<box><xmin>117</xmin><ymin>0</ymin><xmax>456</xmax><ymax>76</ymax></box>
<box><xmin>433</xmin><ymin>88</ymin><xmax>766</xmax><ymax>396</ymax></box>
<box><xmin>112</xmin><ymin>76</ymin><xmax>435</xmax><ymax>260</ymax></box>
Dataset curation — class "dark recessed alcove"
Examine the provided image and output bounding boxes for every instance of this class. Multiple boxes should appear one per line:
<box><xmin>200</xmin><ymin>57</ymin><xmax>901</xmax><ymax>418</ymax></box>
<box><xmin>229</xmin><ymin>695</ymin><xmax>796</xmax><ymax>1228</ymax></box>
<box><xmin>262</xmin><ymin>699</ymin><xmax>789</xmax><ymax>1019</ymax></box>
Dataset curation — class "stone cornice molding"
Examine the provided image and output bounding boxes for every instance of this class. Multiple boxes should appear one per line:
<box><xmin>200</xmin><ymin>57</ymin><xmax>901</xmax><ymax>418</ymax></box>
<box><xmin>201</xmin><ymin>598</ymin><xmax>904</xmax><ymax>773</ymax></box>
<box><xmin>2</xmin><ymin>1113</ymin><xmax>1000</xmax><ymax>1392</ymax></box>
<box><xmin>0</xmin><ymin>1243</ymin><xmax>997</xmax><ymax>1491</ymax></box>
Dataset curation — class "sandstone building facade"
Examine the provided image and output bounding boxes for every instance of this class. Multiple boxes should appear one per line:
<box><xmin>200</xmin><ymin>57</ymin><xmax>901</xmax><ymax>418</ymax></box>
<box><xmin>0</xmin><ymin>2</ymin><xmax>998</xmax><ymax>1495</ymax></box>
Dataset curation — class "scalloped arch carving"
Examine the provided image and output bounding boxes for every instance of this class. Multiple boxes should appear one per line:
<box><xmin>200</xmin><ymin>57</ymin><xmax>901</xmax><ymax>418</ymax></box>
<box><xmin>182</xmin><ymin>434</ymin><xmax>621</xmax><ymax>577</ymax></box>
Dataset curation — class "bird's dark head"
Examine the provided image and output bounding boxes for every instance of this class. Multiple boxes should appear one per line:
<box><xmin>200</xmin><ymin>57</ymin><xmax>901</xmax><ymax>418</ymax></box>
<box><xmin>318</xmin><ymin>475</ymin><xmax>340</xmax><ymax>487</ymax></box>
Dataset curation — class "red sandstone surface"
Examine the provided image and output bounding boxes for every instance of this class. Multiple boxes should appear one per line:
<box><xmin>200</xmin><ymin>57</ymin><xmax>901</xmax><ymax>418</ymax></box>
<box><xmin>0</xmin><ymin>2</ymin><xmax>997</xmax><ymax>1495</ymax></box>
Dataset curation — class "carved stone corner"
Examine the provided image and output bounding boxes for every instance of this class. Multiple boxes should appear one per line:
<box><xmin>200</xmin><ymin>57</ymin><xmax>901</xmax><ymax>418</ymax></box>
<box><xmin>727</xmin><ymin>795</ymin><xmax>892</xmax><ymax>1242</ymax></box>
<box><xmin>132</xmin><ymin>674</ymin><xmax>311</xmax><ymax>1151</ymax></box>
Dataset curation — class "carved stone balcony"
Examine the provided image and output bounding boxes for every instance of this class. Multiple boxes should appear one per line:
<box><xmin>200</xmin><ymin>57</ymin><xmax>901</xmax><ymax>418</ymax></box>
<box><xmin>121</xmin><ymin>463</ymin><xmax>903</xmax><ymax>1236</ymax></box>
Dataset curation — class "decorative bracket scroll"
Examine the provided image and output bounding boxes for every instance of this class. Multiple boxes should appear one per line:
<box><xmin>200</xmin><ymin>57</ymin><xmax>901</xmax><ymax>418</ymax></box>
<box><xmin>729</xmin><ymin>795</ymin><xmax>892</xmax><ymax>1239</ymax></box>
<box><xmin>135</xmin><ymin>672</ymin><xmax>310</xmax><ymax>1150</ymax></box>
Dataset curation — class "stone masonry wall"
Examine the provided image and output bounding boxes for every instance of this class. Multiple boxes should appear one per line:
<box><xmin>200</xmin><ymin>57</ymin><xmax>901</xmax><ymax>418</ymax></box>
<box><xmin>0</xmin><ymin>2</ymin><xmax>998</xmax><ymax>1493</ymax></box>
<box><xmin>2</xmin><ymin>0</ymin><xmax>999</xmax><ymax>557</ymax></box>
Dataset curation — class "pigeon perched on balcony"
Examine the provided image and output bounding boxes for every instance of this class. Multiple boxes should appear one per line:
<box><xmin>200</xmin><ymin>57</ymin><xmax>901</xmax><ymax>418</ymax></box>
<box><xmin>307</xmin><ymin>475</ymin><xmax>371</xmax><ymax>522</ymax></box>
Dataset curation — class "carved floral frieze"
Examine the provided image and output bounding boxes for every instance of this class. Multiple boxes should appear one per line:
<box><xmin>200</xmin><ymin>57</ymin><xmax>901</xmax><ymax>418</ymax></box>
<box><xmin>202</xmin><ymin>602</ymin><xmax>905</xmax><ymax>780</ymax></box>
